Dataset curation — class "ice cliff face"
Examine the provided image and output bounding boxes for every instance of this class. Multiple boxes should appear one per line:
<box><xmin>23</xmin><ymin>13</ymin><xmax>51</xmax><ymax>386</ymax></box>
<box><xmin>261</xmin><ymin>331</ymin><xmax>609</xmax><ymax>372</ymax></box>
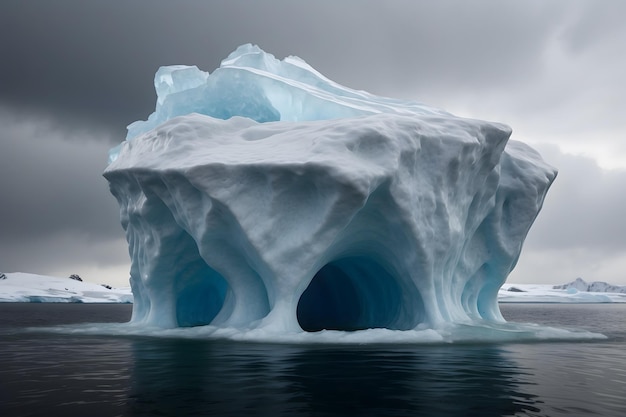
<box><xmin>104</xmin><ymin>44</ymin><xmax>557</xmax><ymax>332</ymax></box>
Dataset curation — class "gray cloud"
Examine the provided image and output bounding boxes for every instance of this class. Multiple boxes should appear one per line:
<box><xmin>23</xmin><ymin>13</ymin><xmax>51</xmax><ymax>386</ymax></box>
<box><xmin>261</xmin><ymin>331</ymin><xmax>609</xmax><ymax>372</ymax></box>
<box><xmin>0</xmin><ymin>107</ymin><xmax>129</xmax><ymax>283</ymax></box>
<box><xmin>509</xmin><ymin>146</ymin><xmax>626</xmax><ymax>284</ymax></box>
<box><xmin>525</xmin><ymin>146</ymin><xmax>626</xmax><ymax>252</ymax></box>
<box><xmin>1</xmin><ymin>0</ymin><xmax>625</xmax><ymax>284</ymax></box>
<box><xmin>0</xmin><ymin>107</ymin><xmax>122</xmax><ymax>239</ymax></box>
<box><xmin>0</xmin><ymin>1</ymin><xmax>581</xmax><ymax>126</ymax></box>
<box><xmin>560</xmin><ymin>1</ymin><xmax>626</xmax><ymax>54</ymax></box>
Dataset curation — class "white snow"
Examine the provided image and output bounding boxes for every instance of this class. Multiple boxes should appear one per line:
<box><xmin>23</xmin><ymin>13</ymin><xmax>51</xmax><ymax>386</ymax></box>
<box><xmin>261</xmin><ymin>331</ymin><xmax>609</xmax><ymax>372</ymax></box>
<box><xmin>499</xmin><ymin>282</ymin><xmax>626</xmax><ymax>303</ymax></box>
<box><xmin>0</xmin><ymin>272</ymin><xmax>133</xmax><ymax>303</ymax></box>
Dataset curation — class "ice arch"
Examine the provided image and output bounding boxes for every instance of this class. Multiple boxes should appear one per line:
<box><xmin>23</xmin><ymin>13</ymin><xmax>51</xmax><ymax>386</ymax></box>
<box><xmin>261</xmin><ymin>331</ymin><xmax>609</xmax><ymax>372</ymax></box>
<box><xmin>297</xmin><ymin>256</ymin><xmax>424</xmax><ymax>331</ymax></box>
<box><xmin>105</xmin><ymin>45</ymin><xmax>557</xmax><ymax>335</ymax></box>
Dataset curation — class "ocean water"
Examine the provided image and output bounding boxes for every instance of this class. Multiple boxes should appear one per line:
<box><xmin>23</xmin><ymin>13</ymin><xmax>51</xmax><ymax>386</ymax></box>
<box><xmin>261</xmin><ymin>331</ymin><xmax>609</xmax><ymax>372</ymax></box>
<box><xmin>0</xmin><ymin>303</ymin><xmax>625</xmax><ymax>417</ymax></box>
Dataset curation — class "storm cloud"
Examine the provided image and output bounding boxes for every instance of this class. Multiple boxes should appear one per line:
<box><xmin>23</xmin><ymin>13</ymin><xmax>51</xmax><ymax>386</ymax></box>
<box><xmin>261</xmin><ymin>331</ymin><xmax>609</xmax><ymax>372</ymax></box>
<box><xmin>1</xmin><ymin>0</ymin><xmax>625</xmax><ymax>285</ymax></box>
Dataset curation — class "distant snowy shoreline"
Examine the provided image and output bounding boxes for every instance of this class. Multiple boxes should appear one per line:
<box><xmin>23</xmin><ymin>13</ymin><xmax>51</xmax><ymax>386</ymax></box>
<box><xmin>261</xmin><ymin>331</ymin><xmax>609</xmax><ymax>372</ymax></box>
<box><xmin>499</xmin><ymin>279</ymin><xmax>626</xmax><ymax>303</ymax></box>
<box><xmin>1</xmin><ymin>272</ymin><xmax>624</xmax><ymax>304</ymax></box>
<box><xmin>0</xmin><ymin>272</ymin><xmax>132</xmax><ymax>303</ymax></box>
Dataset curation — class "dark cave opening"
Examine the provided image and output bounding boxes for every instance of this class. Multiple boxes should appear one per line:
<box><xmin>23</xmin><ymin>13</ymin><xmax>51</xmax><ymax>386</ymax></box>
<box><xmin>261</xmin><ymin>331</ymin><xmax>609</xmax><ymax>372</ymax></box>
<box><xmin>297</xmin><ymin>256</ymin><xmax>415</xmax><ymax>332</ymax></box>
<box><xmin>175</xmin><ymin>258</ymin><xmax>229</xmax><ymax>328</ymax></box>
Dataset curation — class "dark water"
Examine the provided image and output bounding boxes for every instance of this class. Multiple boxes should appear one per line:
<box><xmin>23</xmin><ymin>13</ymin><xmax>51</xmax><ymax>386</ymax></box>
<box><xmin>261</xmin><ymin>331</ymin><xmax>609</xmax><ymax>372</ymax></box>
<box><xmin>1</xmin><ymin>303</ymin><xmax>625</xmax><ymax>417</ymax></box>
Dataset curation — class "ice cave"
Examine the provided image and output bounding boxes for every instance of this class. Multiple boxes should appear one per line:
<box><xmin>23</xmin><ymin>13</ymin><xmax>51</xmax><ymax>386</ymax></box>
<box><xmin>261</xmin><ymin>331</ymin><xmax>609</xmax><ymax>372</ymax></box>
<box><xmin>104</xmin><ymin>44</ymin><xmax>557</xmax><ymax>335</ymax></box>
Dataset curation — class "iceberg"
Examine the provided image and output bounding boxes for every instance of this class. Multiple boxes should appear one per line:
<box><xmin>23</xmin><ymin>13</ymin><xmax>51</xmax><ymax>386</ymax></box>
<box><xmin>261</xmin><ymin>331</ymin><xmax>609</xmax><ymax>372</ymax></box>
<box><xmin>104</xmin><ymin>44</ymin><xmax>558</xmax><ymax>337</ymax></box>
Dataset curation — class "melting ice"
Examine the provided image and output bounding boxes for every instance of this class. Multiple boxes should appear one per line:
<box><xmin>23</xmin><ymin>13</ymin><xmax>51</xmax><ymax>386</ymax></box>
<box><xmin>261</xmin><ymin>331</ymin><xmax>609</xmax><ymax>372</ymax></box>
<box><xmin>102</xmin><ymin>44</ymin><xmax>602</xmax><ymax>343</ymax></box>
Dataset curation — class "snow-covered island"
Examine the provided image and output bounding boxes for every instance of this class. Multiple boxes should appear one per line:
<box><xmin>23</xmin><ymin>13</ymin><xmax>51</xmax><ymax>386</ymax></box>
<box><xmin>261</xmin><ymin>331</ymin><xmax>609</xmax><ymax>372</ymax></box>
<box><xmin>0</xmin><ymin>272</ymin><xmax>133</xmax><ymax>303</ymax></box>
<box><xmin>499</xmin><ymin>278</ymin><xmax>626</xmax><ymax>303</ymax></box>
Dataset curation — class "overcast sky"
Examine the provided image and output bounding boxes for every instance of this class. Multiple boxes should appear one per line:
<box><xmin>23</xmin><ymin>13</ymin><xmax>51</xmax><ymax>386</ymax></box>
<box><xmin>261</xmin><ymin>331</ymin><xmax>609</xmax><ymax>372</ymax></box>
<box><xmin>1</xmin><ymin>1</ymin><xmax>625</xmax><ymax>286</ymax></box>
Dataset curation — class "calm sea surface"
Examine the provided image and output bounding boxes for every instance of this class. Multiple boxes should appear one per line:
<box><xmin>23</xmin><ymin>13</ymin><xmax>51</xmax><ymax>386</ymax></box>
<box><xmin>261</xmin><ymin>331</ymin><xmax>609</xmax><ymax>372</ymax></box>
<box><xmin>1</xmin><ymin>303</ymin><xmax>625</xmax><ymax>417</ymax></box>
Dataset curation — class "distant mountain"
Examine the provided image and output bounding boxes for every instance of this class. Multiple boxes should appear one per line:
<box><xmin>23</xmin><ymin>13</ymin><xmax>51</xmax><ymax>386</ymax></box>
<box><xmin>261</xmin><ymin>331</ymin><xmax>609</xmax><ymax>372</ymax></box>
<box><xmin>553</xmin><ymin>278</ymin><xmax>626</xmax><ymax>294</ymax></box>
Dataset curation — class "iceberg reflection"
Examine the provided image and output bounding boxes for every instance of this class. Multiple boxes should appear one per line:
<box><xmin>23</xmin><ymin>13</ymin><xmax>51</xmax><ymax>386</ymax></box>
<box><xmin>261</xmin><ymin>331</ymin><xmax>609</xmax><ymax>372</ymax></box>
<box><xmin>128</xmin><ymin>339</ymin><xmax>543</xmax><ymax>416</ymax></box>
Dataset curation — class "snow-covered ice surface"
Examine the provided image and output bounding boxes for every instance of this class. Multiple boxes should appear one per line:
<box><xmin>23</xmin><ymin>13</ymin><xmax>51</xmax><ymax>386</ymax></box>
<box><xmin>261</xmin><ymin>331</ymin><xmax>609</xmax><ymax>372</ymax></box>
<box><xmin>99</xmin><ymin>44</ymin><xmax>606</xmax><ymax>343</ymax></box>
<box><xmin>37</xmin><ymin>320</ymin><xmax>604</xmax><ymax>345</ymax></box>
<box><xmin>0</xmin><ymin>273</ymin><xmax>132</xmax><ymax>303</ymax></box>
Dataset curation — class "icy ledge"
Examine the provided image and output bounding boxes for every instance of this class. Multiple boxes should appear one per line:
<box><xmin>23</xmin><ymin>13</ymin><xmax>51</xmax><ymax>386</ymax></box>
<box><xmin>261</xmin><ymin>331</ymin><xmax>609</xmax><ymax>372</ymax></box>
<box><xmin>104</xmin><ymin>44</ymin><xmax>561</xmax><ymax>340</ymax></box>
